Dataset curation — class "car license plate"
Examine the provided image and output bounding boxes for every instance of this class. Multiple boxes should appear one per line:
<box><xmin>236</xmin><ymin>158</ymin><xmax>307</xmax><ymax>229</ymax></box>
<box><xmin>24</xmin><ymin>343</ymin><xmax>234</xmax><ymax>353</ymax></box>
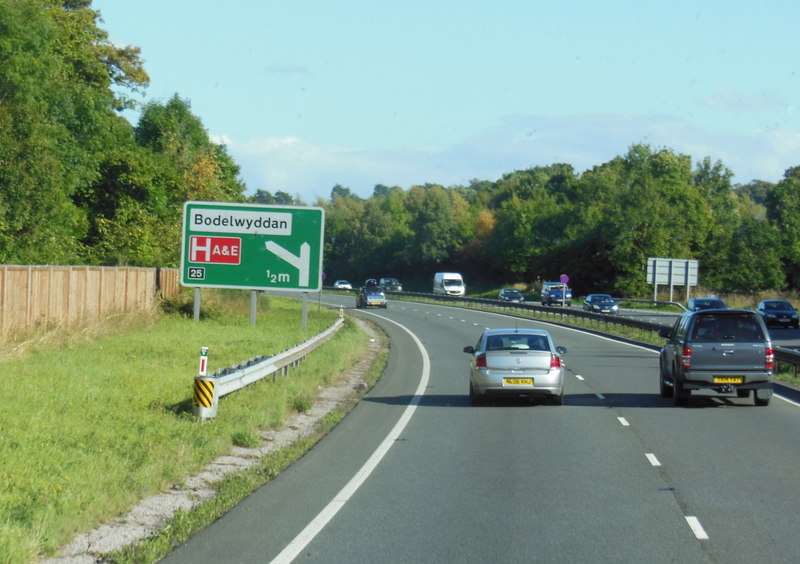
<box><xmin>503</xmin><ymin>377</ymin><xmax>533</xmax><ymax>386</ymax></box>
<box><xmin>714</xmin><ymin>376</ymin><xmax>744</xmax><ymax>384</ymax></box>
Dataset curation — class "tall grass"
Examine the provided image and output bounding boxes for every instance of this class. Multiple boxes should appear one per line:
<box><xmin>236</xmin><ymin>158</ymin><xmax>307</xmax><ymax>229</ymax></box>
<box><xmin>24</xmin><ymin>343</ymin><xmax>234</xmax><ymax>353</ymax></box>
<box><xmin>0</xmin><ymin>290</ymin><xmax>371</xmax><ymax>563</ymax></box>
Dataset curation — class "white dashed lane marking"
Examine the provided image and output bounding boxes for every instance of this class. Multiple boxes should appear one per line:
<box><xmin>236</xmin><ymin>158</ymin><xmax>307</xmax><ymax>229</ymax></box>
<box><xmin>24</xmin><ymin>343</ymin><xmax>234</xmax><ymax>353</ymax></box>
<box><xmin>645</xmin><ymin>453</ymin><xmax>661</xmax><ymax>467</ymax></box>
<box><xmin>413</xmin><ymin>304</ymin><xmax>715</xmax><ymax>544</ymax></box>
<box><xmin>400</xmin><ymin>304</ymin><xmax>716</xmax><ymax>545</ymax></box>
<box><xmin>685</xmin><ymin>516</ymin><xmax>709</xmax><ymax>540</ymax></box>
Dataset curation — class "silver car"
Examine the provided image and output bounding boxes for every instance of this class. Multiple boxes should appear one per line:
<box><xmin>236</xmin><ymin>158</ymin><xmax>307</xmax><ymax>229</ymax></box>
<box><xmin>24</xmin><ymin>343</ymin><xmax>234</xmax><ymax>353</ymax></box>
<box><xmin>463</xmin><ymin>328</ymin><xmax>567</xmax><ymax>405</ymax></box>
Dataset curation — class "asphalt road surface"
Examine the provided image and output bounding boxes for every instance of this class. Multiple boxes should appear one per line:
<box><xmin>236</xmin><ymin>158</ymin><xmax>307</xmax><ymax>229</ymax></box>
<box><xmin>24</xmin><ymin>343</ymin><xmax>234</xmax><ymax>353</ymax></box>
<box><xmin>161</xmin><ymin>296</ymin><xmax>800</xmax><ymax>563</ymax></box>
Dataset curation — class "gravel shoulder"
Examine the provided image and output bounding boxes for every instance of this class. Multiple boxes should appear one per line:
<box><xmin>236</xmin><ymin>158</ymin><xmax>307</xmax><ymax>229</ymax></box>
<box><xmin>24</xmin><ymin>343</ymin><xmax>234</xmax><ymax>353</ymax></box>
<box><xmin>42</xmin><ymin>317</ymin><xmax>384</xmax><ymax>564</ymax></box>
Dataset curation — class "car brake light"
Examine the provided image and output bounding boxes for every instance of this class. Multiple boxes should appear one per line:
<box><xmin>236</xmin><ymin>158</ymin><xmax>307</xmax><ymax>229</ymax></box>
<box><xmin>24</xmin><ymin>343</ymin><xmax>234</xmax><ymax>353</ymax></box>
<box><xmin>765</xmin><ymin>346</ymin><xmax>774</xmax><ymax>370</ymax></box>
<box><xmin>476</xmin><ymin>353</ymin><xmax>487</xmax><ymax>368</ymax></box>
<box><xmin>681</xmin><ymin>347</ymin><xmax>692</xmax><ymax>369</ymax></box>
<box><xmin>550</xmin><ymin>354</ymin><xmax>561</xmax><ymax>368</ymax></box>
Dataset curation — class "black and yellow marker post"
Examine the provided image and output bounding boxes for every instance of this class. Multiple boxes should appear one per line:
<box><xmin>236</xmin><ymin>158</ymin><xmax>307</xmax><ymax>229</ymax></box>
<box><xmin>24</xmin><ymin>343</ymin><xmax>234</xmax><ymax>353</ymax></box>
<box><xmin>192</xmin><ymin>346</ymin><xmax>218</xmax><ymax>419</ymax></box>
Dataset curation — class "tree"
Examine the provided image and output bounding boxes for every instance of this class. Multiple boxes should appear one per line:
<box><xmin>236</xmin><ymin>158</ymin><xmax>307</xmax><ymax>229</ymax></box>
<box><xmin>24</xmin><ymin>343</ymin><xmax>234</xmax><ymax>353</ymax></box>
<box><xmin>135</xmin><ymin>95</ymin><xmax>243</xmax><ymax>201</ymax></box>
<box><xmin>373</xmin><ymin>186</ymin><xmax>413</xmax><ymax>273</ymax></box>
<box><xmin>251</xmin><ymin>189</ymin><xmax>277</xmax><ymax>204</ymax></box>
<box><xmin>692</xmin><ymin>158</ymin><xmax>741</xmax><ymax>290</ymax></box>
<box><xmin>331</xmin><ymin>184</ymin><xmax>355</xmax><ymax>200</ymax></box>
<box><xmin>74</xmin><ymin>95</ymin><xmax>246</xmax><ymax>266</ymax></box>
<box><xmin>485</xmin><ymin>192</ymin><xmax>561</xmax><ymax>280</ymax></box>
<box><xmin>712</xmin><ymin>216</ymin><xmax>784</xmax><ymax>293</ymax></box>
<box><xmin>766</xmin><ymin>166</ymin><xmax>800</xmax><ymax>288</ymax></box>
<box><xmin>405</xmin><ymin>185</ymin><xmax>470</xmax><ymax>268</ymax></box>
<box><xmin>737</xmin><ymin>179</ymin><xmax>774</xmax><ymax>207</ymax></box>
<box><xmin>74</xmin><ymin>116</ymin><xmax>172</xmax><ymax>265</ymax></box>
<box><xmin>0</xmin><ymin>0</ymin><xmax>146</xmax><ymax>263</ymax></box>
<box><xmin>566</xmin><ymin>146</ymin><xmax>710</xmax><ymax>295</ymax></box>
<box><xmin>323</xmin><ymin>189</ymin><xmax>371</xmax><ymax>280</ymax></box>
<box><xmin>455</xmin><ymin>208</ymin><xmax>496</xmax><ymax>278</ymax></box>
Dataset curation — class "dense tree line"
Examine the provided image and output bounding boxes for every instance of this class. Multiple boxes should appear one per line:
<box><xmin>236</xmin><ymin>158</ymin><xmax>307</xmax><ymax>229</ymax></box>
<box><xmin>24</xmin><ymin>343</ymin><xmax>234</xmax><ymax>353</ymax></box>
<box><xmin>2</xmin><ymin>1</ymin><xmax>799</xmax><ymax>297</ymax></box>
<box><xmin>320</xmin><ymin>155</ymin><xmax>800</xmax><ymax>296</ymax></box>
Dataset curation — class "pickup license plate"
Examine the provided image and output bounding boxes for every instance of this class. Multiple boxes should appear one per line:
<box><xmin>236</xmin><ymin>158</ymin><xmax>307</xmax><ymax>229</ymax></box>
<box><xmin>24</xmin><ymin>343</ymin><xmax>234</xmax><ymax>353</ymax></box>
<box><xmin>714</xmin><ymin>376</ymin><xmax>744</xmax><ymax>384</ymax></box>
<box><xmin>503</xmin><ymin>377</ymin><xmax>533</xmax><ymax>386</ymax></box>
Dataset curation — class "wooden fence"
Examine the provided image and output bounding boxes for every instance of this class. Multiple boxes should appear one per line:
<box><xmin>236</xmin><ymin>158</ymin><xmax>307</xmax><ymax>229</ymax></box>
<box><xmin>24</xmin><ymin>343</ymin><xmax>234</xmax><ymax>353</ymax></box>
<box><xmin>0</xmin><ymin>265</ymin><xmax>181</xmax><ymax>337</ymax></box>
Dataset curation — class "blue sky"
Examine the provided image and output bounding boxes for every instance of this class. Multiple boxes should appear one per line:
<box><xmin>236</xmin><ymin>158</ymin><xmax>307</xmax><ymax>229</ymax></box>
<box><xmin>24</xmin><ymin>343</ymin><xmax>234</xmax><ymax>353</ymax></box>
<box><xmin>93</xmin><ymin>0</ymin><xmax>800</xmax><ymax>203</ymax></box>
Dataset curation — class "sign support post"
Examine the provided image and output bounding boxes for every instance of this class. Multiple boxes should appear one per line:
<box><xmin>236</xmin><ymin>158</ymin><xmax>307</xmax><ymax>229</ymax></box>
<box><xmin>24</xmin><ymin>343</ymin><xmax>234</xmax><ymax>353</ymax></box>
<box><xmin>193</xmin><ymin>287</ymin><xmax>201</xmax><ymax>322</ymax></box>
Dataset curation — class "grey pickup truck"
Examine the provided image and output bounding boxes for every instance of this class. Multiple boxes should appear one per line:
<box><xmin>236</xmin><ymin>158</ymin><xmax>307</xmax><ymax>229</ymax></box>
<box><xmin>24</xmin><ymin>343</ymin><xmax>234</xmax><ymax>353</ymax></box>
<box><xmin>658</xmin><ymin>309</ymin><xmax>774</xmax><ymax>406</ymax></box>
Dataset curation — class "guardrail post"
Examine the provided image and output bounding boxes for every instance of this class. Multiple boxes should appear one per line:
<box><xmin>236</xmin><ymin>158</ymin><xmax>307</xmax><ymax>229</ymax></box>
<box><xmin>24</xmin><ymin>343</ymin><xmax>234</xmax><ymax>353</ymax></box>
<box><xmin>193</xmin><ymin>346</ymin><xmax>218</xmax><ymax>420</ymax></box>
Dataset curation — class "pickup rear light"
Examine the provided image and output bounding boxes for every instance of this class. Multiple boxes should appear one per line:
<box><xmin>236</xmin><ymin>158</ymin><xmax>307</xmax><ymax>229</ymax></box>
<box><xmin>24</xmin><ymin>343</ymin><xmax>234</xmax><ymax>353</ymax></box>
<box><xmin>476</xmin><ymin>353</ymin><xmax>487</xmax><ymax>368</ymax></box>
<box><xmin>681</xmin><ymin>347</ymin><xmax>692</xmax><ymax>369</ymax></box>
<box><xmin>550</xmin><ymin>354</ymin><xmax>562</xmax><ymax>368</ymax></box>
<box><xmin>765</xmin><ymin>346</ymin><xmax>774</xmax><ymax>371</ymax></box>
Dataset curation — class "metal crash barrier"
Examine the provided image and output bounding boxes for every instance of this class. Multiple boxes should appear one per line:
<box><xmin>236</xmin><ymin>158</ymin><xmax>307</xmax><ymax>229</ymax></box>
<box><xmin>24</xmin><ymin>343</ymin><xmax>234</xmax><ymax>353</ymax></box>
<box><xmin>192</xmin><ymin>317</ymin><xmax>344</xmax><ymax>420</ymax></box>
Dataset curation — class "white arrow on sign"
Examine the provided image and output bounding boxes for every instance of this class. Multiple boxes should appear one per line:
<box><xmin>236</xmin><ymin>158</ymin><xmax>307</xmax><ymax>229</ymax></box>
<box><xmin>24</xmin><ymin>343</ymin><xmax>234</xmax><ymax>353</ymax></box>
<box><xmin>265</xmin><ymin>241</ymin><xmax>310</xmax><ymax>287</ymax></box>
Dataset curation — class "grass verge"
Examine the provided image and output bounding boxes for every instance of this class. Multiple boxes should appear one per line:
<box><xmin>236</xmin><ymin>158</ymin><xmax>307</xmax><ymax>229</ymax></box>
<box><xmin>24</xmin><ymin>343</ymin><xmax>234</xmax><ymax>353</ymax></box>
<box><xmin>107</xmin><ymin>349</ymin><xmax>386</xmax><ymax>564</ymax></box>
<box><xmin>0</xmin><ymin>290</ymin><xmax>383</xmax><ymax>564</ymax></box>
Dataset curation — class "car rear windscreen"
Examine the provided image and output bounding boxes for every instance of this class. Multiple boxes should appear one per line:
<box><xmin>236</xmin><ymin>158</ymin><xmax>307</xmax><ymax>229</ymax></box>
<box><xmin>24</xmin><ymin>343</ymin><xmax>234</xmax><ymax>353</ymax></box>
<box><xmin>690</xmin><ymin>314</ymin><xmax>765</xmax><ymax>342</ymax></box>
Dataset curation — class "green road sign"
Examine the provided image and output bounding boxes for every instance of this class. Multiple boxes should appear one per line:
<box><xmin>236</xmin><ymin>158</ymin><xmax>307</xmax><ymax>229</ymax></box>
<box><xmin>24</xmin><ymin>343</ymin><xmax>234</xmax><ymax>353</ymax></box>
<box><xmin>180</xmin><ymin>201</ymin><xmax>325</xmax><ymax>291</ymax></box>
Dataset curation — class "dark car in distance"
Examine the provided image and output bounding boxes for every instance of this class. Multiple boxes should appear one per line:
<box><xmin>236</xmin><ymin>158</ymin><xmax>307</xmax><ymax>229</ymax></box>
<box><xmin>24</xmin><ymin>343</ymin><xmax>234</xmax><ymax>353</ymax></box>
<box><xmin>582</xmin><ymin>294</ymin><xmax>618</xmax><ymax>314</ymax></box>
<box><xmin>757</xmin><ymin>299</ymin><xmax>799</xmax><ymax>329</ymax></box>
<box><xmin>687</xmin><ymin>297</ymin><xmax>727</xmax><ymax>311</ymax></box>
<box><xmin>498</xmin><ymin>288</ymin><xmax>525</xmax><ymax>303</ymax></box>
<box><xmin>356</xmin><ymin>279</ymin><xmax>387</xmax><ymax>309</ymax></box>
<box><xmin>379</xmin><ymin>277</ymin><xmax>403</xmax><ymax>292</ymax></box>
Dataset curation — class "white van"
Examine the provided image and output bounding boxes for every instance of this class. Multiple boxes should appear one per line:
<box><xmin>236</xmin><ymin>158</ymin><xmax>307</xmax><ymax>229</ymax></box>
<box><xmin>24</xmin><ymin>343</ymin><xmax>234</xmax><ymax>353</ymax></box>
<box><xmin>433</xmin><ymin>272</ymin><xmax>466</xmax><ymax>296</ymax></box>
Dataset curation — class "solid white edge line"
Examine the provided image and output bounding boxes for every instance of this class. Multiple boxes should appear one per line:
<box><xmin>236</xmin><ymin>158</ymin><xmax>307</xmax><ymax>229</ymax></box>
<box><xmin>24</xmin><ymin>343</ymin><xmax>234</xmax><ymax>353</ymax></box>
<box><xmin>778</xmin><ymin>394</ymin><xmax>800</xmax><ymax>407</ymax></box>
<box><xmin>685</xmin><ymin>516</ymin><xmax>709</xmax><ymax>540</ymax></box>
<box><xmin>645</xmin><ymin>453</ymin><xmax>661</xmax><ymax>467</ymax></box>
<box><xmin>270</xmin><ymin>313</ymin><xmax>431</xmax><ymax>564</ymax></box>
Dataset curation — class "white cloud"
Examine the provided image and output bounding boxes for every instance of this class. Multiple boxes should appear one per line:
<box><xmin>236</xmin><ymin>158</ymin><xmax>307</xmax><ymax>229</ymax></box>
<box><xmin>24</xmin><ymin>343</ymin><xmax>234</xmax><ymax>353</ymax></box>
<box><xmin>699</xmin><ymin>88</ymin><xmax>787</xmax><ymax>113</ymax></box>
<box><xmin>216</xmin><ymin>114</ymin><xmax>800</xmax><ymax>202</ymax></box>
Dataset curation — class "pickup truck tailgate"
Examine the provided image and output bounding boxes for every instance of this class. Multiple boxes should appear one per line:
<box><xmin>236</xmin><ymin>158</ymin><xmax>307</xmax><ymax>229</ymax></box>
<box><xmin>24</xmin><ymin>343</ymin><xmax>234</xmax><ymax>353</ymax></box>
<box><xmin>690</xmin><ymin>342</ymin><xmax>768</xmax><ymax>371</ymax></box>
